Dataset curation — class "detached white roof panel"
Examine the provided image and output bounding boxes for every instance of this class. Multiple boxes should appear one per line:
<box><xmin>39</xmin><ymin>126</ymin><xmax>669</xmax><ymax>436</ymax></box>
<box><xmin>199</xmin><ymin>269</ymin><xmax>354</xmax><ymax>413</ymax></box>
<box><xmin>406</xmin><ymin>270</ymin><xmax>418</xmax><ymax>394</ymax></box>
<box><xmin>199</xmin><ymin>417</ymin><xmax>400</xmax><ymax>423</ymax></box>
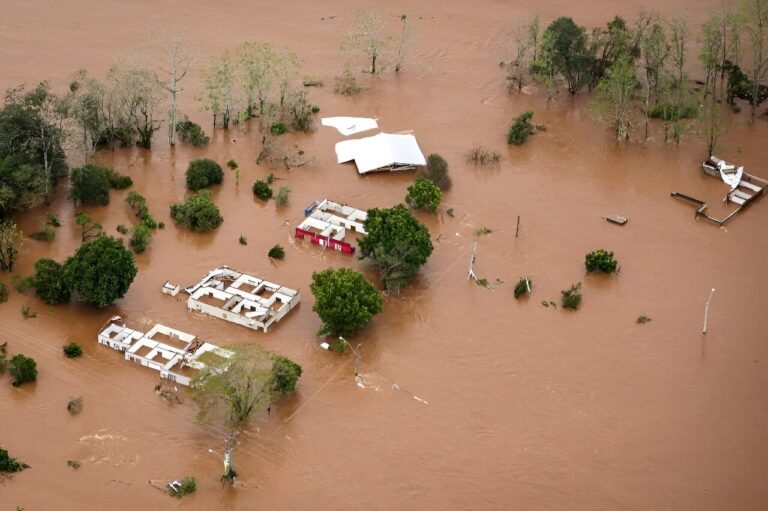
<box><xmin>335</xmin><ymin>133</ymin><xmax>427</xmax><ymax>174</ymax></box>
<box><xmin>321</xmin><ymin>117</ymin><xmax>378</xmax><ymax>136</ymax></box>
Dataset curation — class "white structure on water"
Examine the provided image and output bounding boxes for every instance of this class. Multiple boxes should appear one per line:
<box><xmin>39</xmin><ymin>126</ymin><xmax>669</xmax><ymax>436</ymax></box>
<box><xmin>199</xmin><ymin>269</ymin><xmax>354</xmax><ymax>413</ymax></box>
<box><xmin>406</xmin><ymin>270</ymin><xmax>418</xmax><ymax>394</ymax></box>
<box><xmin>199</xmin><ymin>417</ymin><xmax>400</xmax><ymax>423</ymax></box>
<box><xmin>295</xmin><ymin>199</ymin><xmax>367</xmax><ymax>254</ymax></box>
<box><xmin>184</xmin><ymin>267</ymin><xmax>300</xmax><ymax>332</ymax></box>
<box><xmin>97</xmin><ymin>317</ymin><xmax>234</xmax><ymax>386</ymax></box>
<box><xmin>335</xmin><ymin>132</ymin><xmax>426</xmax><ymax>174</ymax></box>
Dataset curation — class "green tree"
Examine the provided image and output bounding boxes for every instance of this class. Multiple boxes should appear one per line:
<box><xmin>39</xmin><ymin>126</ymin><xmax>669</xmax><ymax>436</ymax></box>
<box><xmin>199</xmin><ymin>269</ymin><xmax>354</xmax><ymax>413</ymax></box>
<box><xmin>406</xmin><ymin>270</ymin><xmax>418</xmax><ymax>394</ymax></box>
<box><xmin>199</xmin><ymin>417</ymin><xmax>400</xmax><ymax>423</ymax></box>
<box><xmin>358</xmin><ymin>205</ymin><xmax>433</xmax><ymax>294</ymax></box>
<box><xmin>507</xmin><ymin>111</ymin><xmax>536</xmax><ymax>145</ymax></box>
<box><xmin>540</xmin><ymin>17</ymin><xmax>593</xmax><ymax>94</ymax></box>
<box><xmin>185</xmin><ymin>159</ymin><xmax>224</xmax><ymax>190</ymax></box>
<box><xmin>0</xmin><ymin>155</ymin><xmax>47</xmax><ymax>216</ymax></box>
<box><xmin>75</xmin><ymin>211</ymin><xmax>102</xmax><ymax>242</ymax></box>
<box><xmin>268</xmin><ymin>244</ymin><xmax>285</xmax><ymax>260</ymax></box>
<box><xmin>585</xmin><ymin>249</ymin><xmax>618</xmax><ymax>273</ymax></box>
<box><xmin>236</xmin><ymin>41</ymin><xmax>277</xmax><ymax>117</ymax></box>
<box><xmin>252</xmin><ymin>180</ymin><xmax>273</xmax><ymax>200</ymax></box>
<box><xmin>69</xmin><ymin>164</ymin><xmax>112</xmax><ymax>205</ymax></box>
<box><xmin>0</xmin><ymin>448</ymin><xmax>29</xmax><ymax>472</ymax></box>
<box><xmin>9</xmin><ymin>354</ymin><xmax>37</xmax><ymax>386</ymax></box>
<box><xmin>170</xmin><ymin>190</ymin><xmax>223</xmax><ymax>231</ymax></box>
<box><xmin>561</xmin><ymin>282</ymin><xmax>582</xmax><ymax>309</ymax></box>
<box><xmin>310</xmin><ymin>268</ymin><xmax>383</xmax><ymax>336</ymax></box>
<box><xmin>63</xmin><ymin>342</ymin><xmax>83</xmax><ymax>358</ymax></box>
<box><xmin>32</xmin><ymin>258</ymin><xmax>70</xmax><ymax>305</ymax></box>
<box><xmin>191</xmin><ymin>343</ymin><xmax>301</xmax><ymax>483</ymax></box>
<box><xmin>62</xmin><ymin>235</ymin><xmax>137</xmax><ymax>308</ymax></box>
<box><xmin>199</xmin><ymin>51</ymin><xmax>237</xmax><ymax>128</ymax></box>
<box><xmin>405</xmin><ymin>176</ymin><xmax>442</xmax><ymax>212</ymax></box>
<box><xmin>742</xmin><ymin>0</ymin><xmax>768</xmax><ymax>123</ymax></box>
<box><xmin>594</xmin><ymin>57</ymin><xmax>637</xmax><ymax>140</ymax></box>
<box><xmin>0</xmin><ymin>220</ymin><xmax>23</xmax><ymax>272</ymax></box>
<box><xmin>129</xmin><ymin>224</ymin><xmax>152</xmax><ymax>253</ymax></box>
<box><xmin>271</xmin><ymin>356</ymin><xmax>302</xmax><ymax>396</ymax></box>
<box><xmin>176</xmin><ymin>117</ymin><xmax>209</xmax><ymax>146</ymax></box>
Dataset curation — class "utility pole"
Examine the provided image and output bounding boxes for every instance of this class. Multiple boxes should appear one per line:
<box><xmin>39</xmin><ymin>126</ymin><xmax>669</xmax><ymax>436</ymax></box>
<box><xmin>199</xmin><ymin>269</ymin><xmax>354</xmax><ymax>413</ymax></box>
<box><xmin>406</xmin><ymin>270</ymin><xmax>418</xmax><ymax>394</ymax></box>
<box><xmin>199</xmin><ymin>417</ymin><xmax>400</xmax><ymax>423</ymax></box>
<box><xmin>702</xmin><ymin>288</ymin><xmax>715</xmax><ymax>335</ymax></box>
<box><xmin>338</xmin><ymin>337</ymin><xmax>362</xmax><ymax>376</ymax></box>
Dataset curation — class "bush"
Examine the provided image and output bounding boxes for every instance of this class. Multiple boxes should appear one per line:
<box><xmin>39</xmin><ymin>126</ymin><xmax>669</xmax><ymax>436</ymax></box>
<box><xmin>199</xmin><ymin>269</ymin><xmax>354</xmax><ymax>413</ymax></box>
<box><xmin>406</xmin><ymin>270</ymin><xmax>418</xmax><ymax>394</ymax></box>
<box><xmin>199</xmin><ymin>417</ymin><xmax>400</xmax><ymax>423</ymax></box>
<box><xmin>169</xmin><ymin>476</ymin><xmax>197</xmax><ymax>497</ymax></box>
<box><xmin>585</xmin><ymin>249</ymin><xmax>618</xmax><ymax>273</ymax></box>
<box><xmin>0</xmin><ymin>448</ymin><xmax>29</xmax><ymax>472</ymax></box>
<box><xmin>129</xmin><ymin>224</ymin><xmax>152</xmax><ymax>254</ymax></box>
<box><xmin>227</xmin><ymin>160</ymin><xmax>238</xmax><ymax>170</ymax></box>
<box><xmin>30</xmin><ymin>225</ymin><xmax>55</xmax><ymax>241</ymax></box>
<box><xmin>514</xmin><ymin>277</ymin><xmax>532</xmax><ymax>299</ymax></box>
<box><xmin>67</xmin><ymin>459</ymin><xmax>81</xmax><ymax>469</ymax></box>
<box><xmin>170</xmin><ymin>190</ymin><xmax>223</xmax><ymax>232</ymax></box>
<box><xmin>185</xmin><ymin>159</ymin><xmax>224</xmax><ymax>190</ymax></box>
<box><xmin>0</xmin><ymin>281</ymin><xmax>7</xmax><ymax>303</ymax></box>
<box><xmin>12</xmin><ymin>275</ymin><xmax>34</xmax><ymax>293</ymax></box>
<box><xmin>62</xmin><ymin>236</ymin><xmax>138</xmax><ymax>308</ymax></box>
<box><xmin>418</xmin><ymin>153</ymin><xmax>452</xmax><ymax>190</ymax></box>
<box><xmin>465</xmin><ymin>146</ymin><xmax>501</xmax><ymax>165</ymax></box>
<box><xmin>270</xmin><ymin>121</ymin><xmax>287</xmax><ymax>135</ymax></box>
<box><xmin>32</xmin><ymin>258</ymin><xmax>70</xmax><ymax>305</ymax></box>
<box><xmin>476</xmin><ymin>226</ymin><xmax>492</xmax><ymax>236</ymax></box>
<box><xmin>21</xmin><ymin>304</ymin><xmax>37</xmax><ymax>318</ymax></box>
<box><xmin>67</xmin><ymin>396</ymin><xmax>83</xmax><ymax>414</ymax></box>
<box><xmin>405</xmin><ymin>176</ymin><xmax>442</xmax><ymax>212</ymax></box>
<box><xmin>63</xmin><ymin>342</ymin><xmax>83</xmax><ymax>358</ymax></box>
<box><xmin>358</xmin><ymin>205</ymin><xmax>433</xmax><ymax>294</ymax></box>
<box><xmin>69</xmin><ymin>164</ymin><xmax>113</xmax><ymax>205</ymax></box>
<box><xmin>252</xmin><ymin>180</ymin><xmax>273</xmax><ymax>201</ymax></box>
<box><xmin>335</xmin><ymin>67</ymin><xmax>363</xmax><ymax>95</ymax></box>
<box><xmin>9</xmin><ymin>354</ymin><xmax>37</xmax><ymax>386</ymax></box>
<box><xmin>116</xmin><ymin>224</ymin><xmax>129</xmax><ymax>235</ymax></box>
<box><xmin>239</xmin><ymin>235</ymin><xmax>247</xmax><ymax>246</ymax></box>
<box><xmin>271</xmin><ymin>356</ymin><xmax>302</xmax><ymax>396</ymax></box>
<box><xmin>310</xmin><ymin>268</ymin><xmax>383</xmax><ymax>336</ymax></box>
<box><xmin>507</xmin><ymin>111</ymin><xmax>535</xmax><ymax>145</ymax></box>
<box><xmin>108</xmin><ymin>171</ymin><xmax>133</xmax><ymax>190</ymax></box>
<box><xmin>46</xmin><ymin>213</ymin><xmax>62</xmax><ymax>227</ymax></box>
<box><xmin>274</xmin><ymin>185</ymin><xmax>291</xmax><ymax>207</ymax></box>
<box><xmin>648</xmin><ymin>103</ymin><xmax>698</xmax><ymax>120</ymax></box>
<box><xmin>268</xmin><ymin>244</ymin><xmax>285</xmax><ymax>260</ymax></box>
<box><xmin>561</xmin><ymin>282</ymin><xmax>582</xmax><ymax>309</ymax></box>
<box><xmin>177</xmin><ymin>118</ymin><xmax>209</xmax><ymax>146</ymax></box>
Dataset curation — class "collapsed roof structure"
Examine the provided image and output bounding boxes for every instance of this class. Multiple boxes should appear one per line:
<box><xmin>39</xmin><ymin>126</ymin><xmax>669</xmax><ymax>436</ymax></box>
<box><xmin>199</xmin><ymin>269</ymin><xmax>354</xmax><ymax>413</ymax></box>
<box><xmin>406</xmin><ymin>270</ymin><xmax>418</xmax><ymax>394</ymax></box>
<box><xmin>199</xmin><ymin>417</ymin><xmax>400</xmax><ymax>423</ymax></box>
<box><xmin>98</xmin><ymin>317</ymin><xmax>234</xmax><ymax>386</ymax></box>
<box><xmin>183</xmin><ymin>267</ymin><xmax>300</xmax><ymax>332</ymax></box>
<box><xmin>335</xmin><ymin>132</ymin><xmax>426</xmax><ymax>174</ymax></box>
<box><xmin>295</xmin><ymin>199</ymin><xmax>367</xmax><ymax>254</ymax></box>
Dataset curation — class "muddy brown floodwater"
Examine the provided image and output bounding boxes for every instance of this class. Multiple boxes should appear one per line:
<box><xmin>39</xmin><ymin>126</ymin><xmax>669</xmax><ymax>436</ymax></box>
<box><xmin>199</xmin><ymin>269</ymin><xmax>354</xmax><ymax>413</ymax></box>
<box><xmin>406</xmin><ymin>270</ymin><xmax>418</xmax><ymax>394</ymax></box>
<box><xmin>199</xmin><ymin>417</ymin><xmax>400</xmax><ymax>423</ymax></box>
<box><xmin>2</xmin><ymin>0</ymin><xmax>768</xmax><ymax>509</ymax></box>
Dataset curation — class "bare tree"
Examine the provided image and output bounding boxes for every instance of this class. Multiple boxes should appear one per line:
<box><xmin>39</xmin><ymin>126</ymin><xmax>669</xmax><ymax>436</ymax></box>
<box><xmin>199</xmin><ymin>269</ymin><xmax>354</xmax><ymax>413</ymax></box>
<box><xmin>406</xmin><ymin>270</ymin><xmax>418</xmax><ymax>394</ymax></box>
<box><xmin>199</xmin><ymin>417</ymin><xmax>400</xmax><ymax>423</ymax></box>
<box><xmin>701</xmin><ymin>13</ymin><xmax>725</xmax><ymax>96</ymax></box>
<box><xmin>668</xmin><ymin>19</ymin><xmax>690</xmax><ymax>144</ymax></box>
<box><xmin>639</xmin><ymin>18</ymin><xmax>668</xmax><ymax>141</ymax></box>
<box><xmin>595</xmin><ymin>57</ymin><xmax>637</xmax><ymax>141</ymax></box>
<box><xmin>237</xmin><ymin>41</ymin><xmax>277</xmax><ymax>118</ymax></box>
<box><xmin>394</xmin><ymin>14</ymin><xmax>415</xmax><ymax>72</ymax></box>
<box><xmin>507</xmin><ymin>23</ymin><xmax>530</xmax><ymax>90</ymax></box>
<box><xmin>699</xmin><ymin>91</ymin><xmax>728</xmax><ymax>156</ymax></box>
<box><xmin>742</xmin><ymin>0</ymin><xmax>768</xmax><ymax>123</ymax></box>
<box><xmin>528</xmin><ymin>14</ymin><xmax>541</xmax><ymax>63</ymax></box>
<box><xmin>154</xmin><ymin>32</ymin><xmax>195</xmax><ymax>146</ymax></box>
<box><xmin>342</xmin><ymin>9</ymin><xmax>390</xmax><ymax>74</ymax></box>
<box><xmin>67</xmin><ymin>70</ymin><xmax>104</xmax><ymax>162</ymax></box>
<box><xmin>116</xmin><ymin>64</ymin><xmax>164</xmax><ymax>148</ymax></box>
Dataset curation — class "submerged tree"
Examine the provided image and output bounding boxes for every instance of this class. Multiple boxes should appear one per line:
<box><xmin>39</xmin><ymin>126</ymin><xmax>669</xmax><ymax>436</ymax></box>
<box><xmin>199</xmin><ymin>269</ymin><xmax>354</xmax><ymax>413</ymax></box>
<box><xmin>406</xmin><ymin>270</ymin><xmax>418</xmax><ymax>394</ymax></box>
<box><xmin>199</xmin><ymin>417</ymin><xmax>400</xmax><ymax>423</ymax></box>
<box><xmin>191</xmin><ymin>344</ymin><xmax>301</xmax><ymax>484</ymax></box>
<box><xmin>154</xmin><ymin>31</ymin><xmax>195</xmax><ymax>146</ymax></box>
<box><xmin>594</xmin><ymin>57</ymin><xmax>637</xmax><ymax>141</ymax></box>
<box><xmin>62</xmin><ymin>235</ymin><xmax>137</xmax><ymax>308</ymax></box>
<box><xmin>310</xmin><ymin>268</ymin><xmax>383</xmax><ymax>336</ymax></box>
<box><xmin>742</xmin><ymin>0</ymin><xmax>768</xmax><ymax>123</ymax></box>
<box><xmin>343</xmin><ymin>9</ymin><xmax>390</xmax><ymax>74</ymax></box>
<box><xmin>540</xmin><ymin>17</ymin><xmax>592</xmax><ymax>94</ymax></box>
<box><xmin>32</xmin><ymin>258</ymin><xmax>70</xmax><ymax>305</ymax></box>
<box><xmin>394</xmin><ymin>15</ymin><xmax>415</xmax><ymax>72</ymax></box>
<box><xmin>236</xmin><ymin>41</ymin><xmax>277</xmax><ymax>117</ymax></box>
<box><xmin>0</xmin><ymin>220</ymin><xmax>23</xmax><ymax>272</ymax></box>
<box><xmin>200</xmin><ymin>52</ymin><xmax>237</xmax><ymax>128</ymax></box>
<box><xmin>117</xmin><ymin>64</ymin><xmax>164</xmax><ymax>148</ymax></box>
<box><xmin>358</xmin><ymin>205</ymin><xmax>433</xmax><ymax>294</ymax></box>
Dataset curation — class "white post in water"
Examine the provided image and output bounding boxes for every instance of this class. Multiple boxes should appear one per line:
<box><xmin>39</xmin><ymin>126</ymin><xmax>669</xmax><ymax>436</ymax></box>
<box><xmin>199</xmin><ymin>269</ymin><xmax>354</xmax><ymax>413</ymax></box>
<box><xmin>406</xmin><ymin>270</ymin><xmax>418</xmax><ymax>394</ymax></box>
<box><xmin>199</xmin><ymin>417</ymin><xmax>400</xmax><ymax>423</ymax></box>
<box><xmin>702</xmin><ymin>288</ymin><xmax>715</xmax><ymax>335</ymax></box>
<box><xmin>467</xmin><ymin>242</ymin><xmax>478</xmax><ymax>281</ymax></box>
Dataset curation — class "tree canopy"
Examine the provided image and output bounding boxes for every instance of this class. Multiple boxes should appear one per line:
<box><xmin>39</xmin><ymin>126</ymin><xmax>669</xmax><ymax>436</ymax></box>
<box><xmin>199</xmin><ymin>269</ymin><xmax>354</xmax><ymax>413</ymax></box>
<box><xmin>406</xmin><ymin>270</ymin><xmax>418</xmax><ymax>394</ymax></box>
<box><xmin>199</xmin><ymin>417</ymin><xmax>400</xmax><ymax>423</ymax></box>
<box><xmin>170</xmin><ymin>190</ymin><xmax>223</xmax><ymax>231</ymax></box>
<box><xmin>9</xmin><ymin>354</ymin><xmax>37</xmax><ymax>386</ymax></box>
<box><xmin>32</xmin><ymin>258</ymin><xmax>70</xmax><ymax>305</ymax></box>
<box><xmin>358</xmin><ymin>205</ymin><xmax>433</xmax><ymax>294</ymax></box>
<box><xmin>62</xmin><ymin>235</ymin><xmax>137</xmax><ymax>308</ymax></box>
<box><xmin>405</xmin><ymin>176</ymin><xmax>442</xmax><ymax>212</ymax></box>
<box><xmin>69</xmin><ymin>164</ymin><xmax>112</xmax><ymax>205</ymax></box>
<box><xmin>185</xmin><ymin>159</ymin><xmax>223</xmax><ymax>190</ymax></box>
<box><xmin>310</xmin><ymin>267</ymin><xmax>383</xmax><ymax>336</ymax></box>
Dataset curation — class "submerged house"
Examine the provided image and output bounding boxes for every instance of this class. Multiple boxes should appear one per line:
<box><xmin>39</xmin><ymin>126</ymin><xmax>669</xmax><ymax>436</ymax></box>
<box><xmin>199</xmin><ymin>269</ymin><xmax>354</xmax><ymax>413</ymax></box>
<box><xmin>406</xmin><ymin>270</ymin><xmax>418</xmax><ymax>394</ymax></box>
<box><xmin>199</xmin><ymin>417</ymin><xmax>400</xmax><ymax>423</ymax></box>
<box><xmin>184</xmin><ymin>267</ymin><xmax>300</xmax><ymax>332</ymax></box>
<box><xmin>97</xmin><ymin>317</ymin><xmax>234</xmax><ymax>386</ymax></box>
<box><xmin>295</xmin><ymin>199</ymin><xmax>368</xmax><ymax>254</ymax></box>
<box><xmin>335</xmin><ymin>132</ymin><xmax>426</xmax><ymax>174</ymax></box>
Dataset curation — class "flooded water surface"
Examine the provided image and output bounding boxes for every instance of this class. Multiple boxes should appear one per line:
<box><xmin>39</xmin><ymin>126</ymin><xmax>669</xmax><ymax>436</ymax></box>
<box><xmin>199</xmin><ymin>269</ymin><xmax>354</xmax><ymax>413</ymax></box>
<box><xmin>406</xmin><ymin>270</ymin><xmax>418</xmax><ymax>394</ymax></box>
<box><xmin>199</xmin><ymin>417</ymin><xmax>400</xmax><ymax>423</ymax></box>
<box><xmin>1</xmin><ymin>0</ymin><xmax>768</xmax><ymax>509</ymax></box>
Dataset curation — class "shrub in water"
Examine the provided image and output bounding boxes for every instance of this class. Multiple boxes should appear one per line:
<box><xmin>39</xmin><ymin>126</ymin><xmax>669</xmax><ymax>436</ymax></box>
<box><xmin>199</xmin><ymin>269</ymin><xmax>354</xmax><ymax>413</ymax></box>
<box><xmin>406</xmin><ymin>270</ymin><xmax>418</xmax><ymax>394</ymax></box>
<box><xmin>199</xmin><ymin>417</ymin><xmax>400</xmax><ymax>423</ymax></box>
<box><xmin>9</xmin><ymin>354</ymin><xmax>37</xmax><ymax>386</ymax></box>
<box><xmin>67</xmin><ymin>396</ymin><xmax>83</xmax><ymax>415</ymax></box>
<box><xmin>170</xmin><ymin>190</ymin><xmax>223</xmax><ymax>232</ymax></box>
<box><xmin>129</xmin><ymin>224</ymin><xmax>152</xmax><ymax>254</ymax></box>
<box><xmin>32</xmin><ymin>258</ymin><xmax>70</xmax><ymax>305</ymax></box>
<box><xmin>46</xmin><ymin>213</ymin><xmax>62</xmax><ymax>227</ymax></box>
<box><xmin>169</xmin><ymin>476</ymin><xmax>197</xmax><ymax>497</ymax></box>
<box><xmin>561</xmin><ymin>282</ymin><xmax>582</xmax><ymax>309</ymax></box>
<box><xmin>585</xmin><ymin>249</ymin><xmax>618</xmax><ymax>273</ymax></box>
<box><xmin>30</xmin><ymin>225</ymin><xmax>55</xmax><ymax>242</ymax></box>
<box><xmin>0</xmin><ymin>448</ymin><xmax>29</xmax><ymax>472</ymax></box>
<box><xmin>270</xmin><ymin>121</ymin><xmax>287</xmax><ymax>135</ymax></box>
<box><xmin>63</xmin><ymin>342</ymin><xmax>83</xmax><ymax>358</ymax></box>
<box><xmin>0</xmin><ymin>282</ymin><xmax>7</xmax><ymax>303</ymax></box>
<box><xmin>507</xmin><ymin>111</ymin><xmax>535</xmax><ymax>145</ymax></box>
<box><xmin>274</xmin><ymin>185</ymin><xmax>291</xmax><ymax>207</ymax></box>
<box><xmin>177</xmin><ymin>118</ymin><xmax>210</xmax><ymax>146</ymax></box>
<box><xmin>252</xmin><ymin>180</ymin><xmax>273</xmax><ymax>201</ymax></box>
<box><xmin>514</xmin><ymin>277</ymin><xmax>532</xmax><ymax>299</ymax></box>
<box><xmin>186</xmin><ymin>159</ymin><xmax>224</xmax><ymax>190</ymax></box>
<box><xmin>405</xmin><ymin>176</ymin><xmax>442</xmax><ymax>212</ymax></box>
<box><xmin>418</xmin><ymin>153</ymin><xmax>452</xmax><ymax>190</ymax></box>
<box><xmin>268</xmin><ymin>244</ymin><xmax>285</xmax><ymax>260</ymax></box>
